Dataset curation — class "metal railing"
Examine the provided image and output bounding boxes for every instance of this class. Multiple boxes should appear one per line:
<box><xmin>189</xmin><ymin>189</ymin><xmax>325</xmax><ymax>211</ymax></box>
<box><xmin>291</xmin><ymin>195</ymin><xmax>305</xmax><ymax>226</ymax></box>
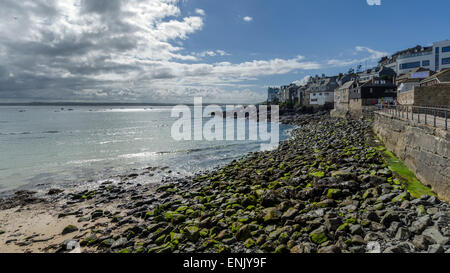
<box><xmin>377</xmin><ymin>104</ymin><xmax>449</xmax><ymax>131</ymax></box>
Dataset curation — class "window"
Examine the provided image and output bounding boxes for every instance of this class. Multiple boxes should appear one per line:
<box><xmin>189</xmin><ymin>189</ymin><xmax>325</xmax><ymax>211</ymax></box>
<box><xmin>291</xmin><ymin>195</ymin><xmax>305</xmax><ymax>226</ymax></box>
<box><xmin>422</xmin><ymin>60</ymin><xmax>430</xmax><ymax>66</ymax></box>
<box><xmin>400</xmin><ymin>61</ymin><xmax>420</xmax><ymax>70</ymax></box>
<box><xmin>442</xmin><ymin>58</ymin><xmax>450</xmax><ymax>65</ymax></box>
<box><xmin>436</xmin><ymin>47</ymin><xmax>440</xmax><ymax>71</ymax></box>
<box><xmin>442</xmin><ymin>46</ymin><xmax>450</xmax><ymax>53</ymax></box>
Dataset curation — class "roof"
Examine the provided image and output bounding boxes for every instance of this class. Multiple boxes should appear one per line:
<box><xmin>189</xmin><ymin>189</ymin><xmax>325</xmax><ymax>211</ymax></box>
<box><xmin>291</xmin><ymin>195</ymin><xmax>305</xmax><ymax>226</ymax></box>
<box><xmin>358</xmin><ymin>78</ymin><xmax>395</xmax><ymax>88</ymax></box>
<box><xmin>397</xmin><ymin>67</ymin><xmax>432</xmax><ymax>81</ymax></box>
<box><xmin>337</xmin><ymin>80</ymin><xmax>355</xmax><ymax>90</ymax></box>
<box><xmin>421</xmin><ymin>68</ymin><xmax>450</xmax><ymax>84</ymax></box>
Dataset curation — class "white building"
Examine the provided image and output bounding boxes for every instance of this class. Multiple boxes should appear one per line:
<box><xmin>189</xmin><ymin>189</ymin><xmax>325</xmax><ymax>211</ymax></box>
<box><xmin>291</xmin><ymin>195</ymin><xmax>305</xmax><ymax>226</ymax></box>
<box><xmin>394</xmin><ymin>40</ymin><xmax>450</xmax><ymax>75</ymax></box>
<box><xmin>433</xmin><ymin>40</ymin><xmax>450</xmax><ymax>72</ymax></box>
<box><xmin>310</xmin><ymin>91</ymin><xmax>334</xmax><ymax>105</ymax></box>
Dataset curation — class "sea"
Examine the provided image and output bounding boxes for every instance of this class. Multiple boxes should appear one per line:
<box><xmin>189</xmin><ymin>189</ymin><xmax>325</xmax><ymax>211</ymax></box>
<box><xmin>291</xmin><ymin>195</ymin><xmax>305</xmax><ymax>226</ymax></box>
<box><xmin>0</xmin><ymin>105</ymin><xmax>292</xmax><ymax>195</ymax></box>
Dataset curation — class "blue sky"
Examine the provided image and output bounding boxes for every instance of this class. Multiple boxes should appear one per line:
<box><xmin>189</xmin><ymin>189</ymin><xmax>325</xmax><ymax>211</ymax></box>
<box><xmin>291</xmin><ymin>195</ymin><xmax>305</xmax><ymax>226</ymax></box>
<box><xmin>180</xmin><ymin>0</ymin><xmax>450</xmax><ymax>88</ymax></box>
<box><xmin>0</xmin><ymin>0</ymin><xmax>449</xmax><ymax>103</ymax></box>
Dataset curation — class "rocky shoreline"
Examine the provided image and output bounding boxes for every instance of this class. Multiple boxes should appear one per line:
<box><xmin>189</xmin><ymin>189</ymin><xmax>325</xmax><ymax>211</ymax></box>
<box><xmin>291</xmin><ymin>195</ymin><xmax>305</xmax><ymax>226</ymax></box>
<box><xmin>0</xmin><ymin>113</ymin><xmax>449</xmax><ymax>253</ymax></box>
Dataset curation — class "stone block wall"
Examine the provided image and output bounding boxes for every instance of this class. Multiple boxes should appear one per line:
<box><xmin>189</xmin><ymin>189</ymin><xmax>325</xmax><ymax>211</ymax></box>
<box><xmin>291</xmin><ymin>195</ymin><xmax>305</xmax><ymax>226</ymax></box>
<box><xmin>398</xmin><ymin>90</ymin><xmax>415</xmax><ymax>105</ymax></box>
<box><xmin>412</xmin><ymin>84</ymin><xmax>450</xmax><ymax>107</ymax></box>
<box><xmin>373</xmin><ymin>113</ymin><xmax>450</xmax><ymax>201</ymax></box>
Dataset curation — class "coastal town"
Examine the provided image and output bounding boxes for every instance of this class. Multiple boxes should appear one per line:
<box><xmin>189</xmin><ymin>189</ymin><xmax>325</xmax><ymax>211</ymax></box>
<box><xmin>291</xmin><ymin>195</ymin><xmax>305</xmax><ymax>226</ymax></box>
<box><xmin>267</xmin><ymin>39</ymin><xmax>450</xmax><ymax>118</ymax></box>
<box><xmin>1</xmin><ymin>36</ymin><xmax>449</xmax><ymax>254</ymax></box>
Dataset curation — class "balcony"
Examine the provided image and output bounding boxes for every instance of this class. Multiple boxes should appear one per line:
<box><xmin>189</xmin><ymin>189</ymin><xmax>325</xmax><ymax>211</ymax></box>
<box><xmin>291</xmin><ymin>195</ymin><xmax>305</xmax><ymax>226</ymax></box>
<box><xmin>397</xmin><ymin>51</ymin><xmax>432</xmax><ymax>60</ymax></box>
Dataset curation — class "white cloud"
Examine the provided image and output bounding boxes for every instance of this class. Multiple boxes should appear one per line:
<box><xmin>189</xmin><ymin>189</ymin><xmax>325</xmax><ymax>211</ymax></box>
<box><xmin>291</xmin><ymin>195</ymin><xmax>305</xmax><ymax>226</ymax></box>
<box><xmin>327</xmin><ymin>46</ymin><xmax>388</xmax><ymax>67</ymax></box>
<box><xmin>0</xmin><ymin>0</ymin><xmax>389</xmax><ymax>104</ymax></box>
<box><xmin>243</xmin><ymin>16</ymin><xmax>253</xmax><ymax>22</ymax></box>
<box><xmin>194</xmin><ymin>49</ymin><xmax>231</xmax><ymax>58</ymax></box>
<box><xmin>216</xmin><ymin>50</ymin><xmax>230</xmax><ymax>56</ymax></box>
<box><xmin>292</xmin><ymin>75</ymin><xmax>312</xmax><ymax>86</ymax></box>
<box><xmin>367</xmin><ymin>0</ymin><xmax>381</xmax><ymax>6</ymax></box>
<box><xmin>195</xmin><ymin>8</ymin><xmax>205</xmax><ymax>16</ymax></box>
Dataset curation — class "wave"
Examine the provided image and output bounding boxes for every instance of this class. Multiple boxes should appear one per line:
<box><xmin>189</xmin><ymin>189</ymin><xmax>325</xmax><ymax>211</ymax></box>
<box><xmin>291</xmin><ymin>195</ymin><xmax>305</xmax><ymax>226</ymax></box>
<box><xmin>67</xmin><ymin>158</ymin><xmax>108</xmax><ymax>165</ymax></box>
<box><xmin>4</xmin><ymin>131</ymin><xmax>33</xmax><ymax>135</ymax></box>
<box><xmin>118</xmin><ymin>152</ymin><xmax>159</xmax><ymax>159</ymax></box>
<box><xmin>1</xmin><ymin>130</ymin><xmax>63</xmax><ymax>136</ymax></box>
<box><xmin>100</xmin><ymin>108</ymin><xmax>172</xmax><ymax>113</ymax></box>
<box><xmin>156</xmin><ymin>142</ymin><xmax>258</xmax><ymax>155</ymax></box>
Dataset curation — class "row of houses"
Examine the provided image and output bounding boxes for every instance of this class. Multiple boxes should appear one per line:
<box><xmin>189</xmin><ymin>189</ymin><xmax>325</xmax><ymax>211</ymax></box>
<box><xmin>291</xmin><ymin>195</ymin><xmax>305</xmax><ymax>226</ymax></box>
<box><xmin>267</xmin><ymin>39</ymin><xmax>450</xmax><ymax>116</ymax></box>
<box><xmin>268</xmin><ymin>69</ymin><xmax>396</xmax><ymax>108</ymax></box>
<box><xmin>268</xmin><ymin>74</ymin><xmax>346</xmax><ymax>107</ymax></box>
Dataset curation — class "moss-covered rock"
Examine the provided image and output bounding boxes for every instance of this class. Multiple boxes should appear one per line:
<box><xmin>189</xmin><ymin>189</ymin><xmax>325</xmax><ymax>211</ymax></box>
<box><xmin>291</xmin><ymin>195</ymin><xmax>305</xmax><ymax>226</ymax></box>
<box><xmin>274</xmin><ymin>244</ymin><xmax>289</xmax><ymax>253</ymax></box>
<box><xmin>263</xmin><ymin>207</ymin><xmax>280</xmax><ymax>223</ymax></box>
<box><xmin>175</xmin><ymin>206</ymin><xmax>188</xmax><ymax>213</ymax></box>
<box><xmin>171</xmin><ymin>214</ymin><xmax>187</xmax><ymax>225</ymax></box>
<box><xmin>326</xmin><ymin>189</ymin><xmax>343</xmax><ymax>199</ymax></box>
<box><xmin>309</xmin><ymin>226</ymin><xmax>328</xmax><ymax>244</ymax></box>
<box><xmin>363</xmin><ymin>188</ymin><xmax>379</xmax><ymax>199</ymax></box>
<box><xmin>392</xmin><ymin>192</ymin><xmax>410</xmax><ymax>203</ymax></box>
<box><xmin>278</xmin><ymin>232</ymin><xmax>289</xmax><ymax>244</ymax></box>
<box><xmin>199</xmin><ymin>228</ymin><xmax>209</xmax><ymax>237</ymax></box>
<box><xmin>80</xmin><ymin>234</ymin><xmax>98</xmax><ymax>247</ymax></box>
<box><xmin>99</xmin><ymin>238</ymin><xmax>115</xmax><ymax>248</ymax></box>
<box><xmin>244</xmin><ymin>238</ymin><xmax>255</xmax><ymax>248</ymax></box>
<box><xmin>184</xmin><ymin>226</ymin><xmax>200</xmax><ymax>241</ymax></box>
<box><xmin>316</xmin><ymin>199</ymin><xmax>336</xmax><ymax>208</ymax></box>
<box><xmin>164</xmin><ymin>211</ymin><xmax>176</xmax><ymax>221</ymax></box>
<box><xmin>235</xmin><ymin>224</ymin><xmax>251</xmax><ymax>241</ymax></box>
<box><xmin>311</xmin><ymin>171</ymin><xmax>325</xmax><ymax>178</ymax></box>
<box><xmin>281</xmin><ymin>208</ymin><xmax>298</xmax><ymax>219</ymax></box>
<box><xmin>61</xmin><ymin>225</ymin><xmax>78</xmax><ymax>235</ymax></box>
<box><xmin>135</xmin><ymin>247</ymin><xmax>146</xmax><ymax>254</ymax></box>
<box><xmin>170</xmin><ymin>232</ymin><xmax>184</xmax><ymax>245</ymax></box>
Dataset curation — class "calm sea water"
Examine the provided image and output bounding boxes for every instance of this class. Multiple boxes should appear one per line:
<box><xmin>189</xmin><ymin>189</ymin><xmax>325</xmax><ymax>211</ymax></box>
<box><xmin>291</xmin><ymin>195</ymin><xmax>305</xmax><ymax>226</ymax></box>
<box><xmin>0</xmin><ymin>106</ymin><xmax>291</xmax><ymax>194</ymax></box>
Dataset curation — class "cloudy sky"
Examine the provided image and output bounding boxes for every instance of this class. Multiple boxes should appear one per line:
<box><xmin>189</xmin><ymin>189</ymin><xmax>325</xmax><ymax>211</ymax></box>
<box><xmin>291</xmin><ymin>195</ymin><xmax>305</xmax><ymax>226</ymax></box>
<box><xmin>0</xmin><ymin>0</ymin><xmax>449</xmax><ymax>103</ymax></box>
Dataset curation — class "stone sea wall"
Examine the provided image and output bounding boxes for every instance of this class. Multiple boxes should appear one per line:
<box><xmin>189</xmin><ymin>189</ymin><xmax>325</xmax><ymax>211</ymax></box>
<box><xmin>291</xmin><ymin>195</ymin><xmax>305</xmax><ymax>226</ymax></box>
<box><xmin>397</xmin><ymin>85</ymin><xmax>450</xmax><ymax>107</ymax></box>
<box><xmin>372</xmin><ymin>112</ymin><xmax>450</xmax><ymax>201</ymax></box>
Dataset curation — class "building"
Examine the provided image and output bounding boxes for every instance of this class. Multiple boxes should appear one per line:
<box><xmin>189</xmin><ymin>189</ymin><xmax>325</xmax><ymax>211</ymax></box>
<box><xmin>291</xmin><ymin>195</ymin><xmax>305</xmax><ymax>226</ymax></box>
<box><xmin>349</xmin><ymin>78</ymin><xmax>397</xmax><ymax>104</ymax></box>
<box><xmin>379</xmin><ymin>40</ymin><xmax>450</xmax><ymax>75</ymax></box>
<box><xmin>337</xmin><ymin>73</ymin><xmax>356</xmax><ymax>86</ymax></box>
<box><xmin>420</xmin><ymin>68</ymin><xmax>450</xmax><ymax>87</ymax></box>
<box><xmin>279</xmin><ymin>84</ymin><xmax>298</xmax><ymax>105</ymax></box>
<box><xmin>358</xmin><ymin>66</ymin><xmax>396</xmax><ymax>82</ymax></box>
<box><xmin>397</xmin><ymin>69</ymin><xmax>450</xmax><ymax>106</ymax></box>
<box><xmin>331</xmin><ymin>79</ymin><xmax>357</xmax><ymax>117</ymax></box>
<box><xmin>306</xmin><ymin>75</ymin><xmax>338</xmax><ymax>106</ymax></box>
<box><xmin>396</xmin><ymin>46</ymin><xmax>433</xmax><ymax>75</ymax></box>
<box><xmin>294</xmin><ymin>86</ymin><xmax>305</xmax><ymax>106</ymax></box>
<box><xmin>347</xmin><ymin>78</ymin><xmax>397</xmax><ymax>117</ymax></box>
<box><xmin>267</xmin><ymin>87</ymin><xmax>280</xmax><ymax>103</ymax></box>
<box><xmin>396</xmin><ymin>67</ymin><xmax>433</xmax><ymax>93</ymax></box>
<box><xmin>433</xmin><ymin>40</ymin><xmax>450</xmax><ymax>72</ymax></box>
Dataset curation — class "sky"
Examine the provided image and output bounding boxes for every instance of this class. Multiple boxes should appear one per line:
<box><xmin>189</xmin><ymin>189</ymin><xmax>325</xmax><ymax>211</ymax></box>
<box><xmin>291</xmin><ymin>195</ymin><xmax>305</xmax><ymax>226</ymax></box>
<box><xmin>0</xmin><ymin>0</ymin><xmax>449</xmax><ymax>104</ymax></box>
